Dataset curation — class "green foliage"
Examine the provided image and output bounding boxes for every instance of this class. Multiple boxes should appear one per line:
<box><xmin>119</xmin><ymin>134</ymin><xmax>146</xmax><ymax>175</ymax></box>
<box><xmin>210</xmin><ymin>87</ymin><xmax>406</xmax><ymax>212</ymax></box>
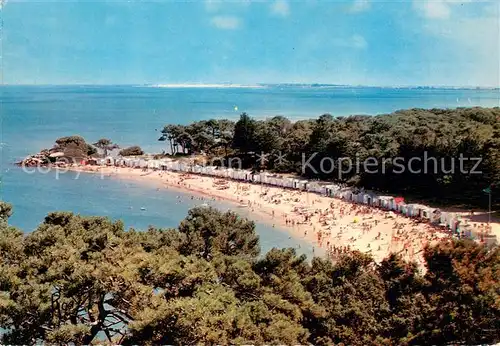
<box><xmin>177</xmin><ymin>206</ymin><xmax>260</xmax><ymax>259</ymax></box>
<box><xmin>416</xmin><ymin>240</ymin><xmax>500</xmax><ymax>344</ymax></box>
<box><xmin>119</xmin><ymin>145</ymin><xmax>145</xmax><ymax>157</ymax></box>
<box><xmin>86</xmin><ymin>144</ymin><xmax>98</xmax><ymax>157</ymax></box>
<box><xmin>161</xmin><ymin>107</ymin><xmax>500</xmax><ymax>207</ymax></box>
<box><xmin>55</xmin><ymin>135</ymin><xmax>88</xmax><ymax>148</ymax></box>
<box><xmin>232</xmin><ymin>112</ymin><xmax>258</xmax><ymax>154</ymax></box>
<box><xmin>0</xmin><ymin>202</ymin><xmax>13</xmax><ymax>224</ymax></box>
<box><xmin>0</xmin><ymin>202</ymin><xmax>498</xmax><ymax>345</ymax></box>
<box><xmin>303</xmin><ymin>252</ymin><xmax>391</xmax><ymax>345</ymax></box>
<box><xmin>158</xmin><ymin>119</ymin><xmax>235</xmax><ymax>156</ymax></box>
<box><xmin>93</xmin><ymin>138</ymin><xmax>119</xmax><ymax>157</ymax></box>
<box><xmin>54</xmin><ymin>135</ymin><xmax>95</xmax><ymax>160</ymax></box>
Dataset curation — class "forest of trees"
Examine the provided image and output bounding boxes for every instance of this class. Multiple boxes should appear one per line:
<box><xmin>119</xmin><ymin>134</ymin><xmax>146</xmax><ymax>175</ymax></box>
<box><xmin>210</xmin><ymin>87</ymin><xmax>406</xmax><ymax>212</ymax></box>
<box><xmin>159</xmin><ymin>107</ymin><xmax>500</xmax><ymax>208</ymax></box>
<box><xmin>0</xmin><ymin>201</ymin><xmax>498</xmax><ymax>345</ymax></box>
<box><xmin>29</xmin><ymin>137</ymin><xmax>140</xmax><ymax>164</ymax></box>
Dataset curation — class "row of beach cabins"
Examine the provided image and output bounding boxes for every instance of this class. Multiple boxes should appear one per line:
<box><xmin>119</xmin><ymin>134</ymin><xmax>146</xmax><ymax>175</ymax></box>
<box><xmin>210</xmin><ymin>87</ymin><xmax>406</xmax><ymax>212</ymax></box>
<box><xmin>91</xmin><ymin>156</ymin><xmax>497</xmax><ymax>247</ymax></box>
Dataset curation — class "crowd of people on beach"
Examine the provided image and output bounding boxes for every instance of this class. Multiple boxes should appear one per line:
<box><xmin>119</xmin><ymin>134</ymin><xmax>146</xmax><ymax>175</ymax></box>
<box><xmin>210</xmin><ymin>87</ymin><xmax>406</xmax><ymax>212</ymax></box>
<box><xmin>156</xmin><ymin>172</ymin><xmax>452</xmax><ymax>265</ymax></box>
<box><xmin>73</xmin><ymin>165</ymin><xmax>493</xmax><ymax>266</ymax></box>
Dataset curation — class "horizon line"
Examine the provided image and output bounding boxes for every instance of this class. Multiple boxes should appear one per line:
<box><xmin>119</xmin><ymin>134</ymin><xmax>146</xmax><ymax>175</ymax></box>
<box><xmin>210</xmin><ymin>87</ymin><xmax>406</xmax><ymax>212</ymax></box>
<box><xmin>0</xmin><ymin>82</ymin><xmax>499</xmax><ymax>90</ymax></box>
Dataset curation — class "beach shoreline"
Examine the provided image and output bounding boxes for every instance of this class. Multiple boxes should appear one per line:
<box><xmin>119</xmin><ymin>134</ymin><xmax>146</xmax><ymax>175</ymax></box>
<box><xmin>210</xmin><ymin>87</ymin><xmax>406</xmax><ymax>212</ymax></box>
<box><xmin>68</xmin><ymin>165</ymin><xmax>326</xmax><ymax>255</ymax></box>
<box><xmin>65</xmin><ymin>164</ymin><xmax>489</xmax><ymax>267</ymax></box>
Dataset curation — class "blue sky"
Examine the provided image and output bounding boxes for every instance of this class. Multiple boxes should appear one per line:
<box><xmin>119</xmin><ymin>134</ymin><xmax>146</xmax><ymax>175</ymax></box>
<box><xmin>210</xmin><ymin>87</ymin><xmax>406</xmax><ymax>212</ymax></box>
<box><xmin>2</xmin><ymin>0</ymin><xmax>499</xmax><ymax>86</ymax></box>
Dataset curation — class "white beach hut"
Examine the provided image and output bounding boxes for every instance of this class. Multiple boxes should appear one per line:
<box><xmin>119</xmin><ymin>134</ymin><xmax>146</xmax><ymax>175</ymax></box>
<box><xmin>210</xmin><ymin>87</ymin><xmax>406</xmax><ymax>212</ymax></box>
<box><xmin>235</xmin><ymin>169</ymin><xmax>251</xmax><ymax>182</ymax></box>
<box><xmin>438</xmin><ymin>212</ymin><xmax>451</xmax><ymax>228</ymax></box>
<box><xmin>191</xmin><ymin>165</ymin><xmax>201</xmax><ymax>174</ymax></box>
<box><xmin>252</xmin><ymin>172</ymin><xmax>264</xmax><ymax>184</ymax></box>
<box><xmin>280</xmin><ymin>177</ymin><xmax>293</xmax><ymax>189</ymax></box>
<box><xmin>370</xmin><ymin>193</ymin><xmax>381</xmax><ymax>207</ymax></box>
<box><xmin>212</xmin><ymin>167</ymin><xmax>221</xmax><ymax>177</ymax></box>
<box><xmin>168</xmin><ymin>161</ymin><xmax>177</xmax><ymax>171</ymax></box>
<box><xmin>179</xmin><ymin>162</ymin><xmax>190</xmax><ymax>172</ymax></box>
<box><xmin>243</xmin><ymin>170</ymin><xmax>253</xmax><ymax>182</ymax></box>
<box><xmin>353</xmin><ymin>192</ymin><xmax>364</xmax><ymax>204</ymax></box>
<box><xmin>296</xmin><ymin>180</ymin><xmax>308</xmax><ymax>190</ymax></box>
<box><xmin>214</xmin><ymin>167</ymin><xmax>225</xmax><ymax>178</ymax></box>
<box><xmin>147</xmin><ymin>160</ymin><xmax>160</xmax><ymax>170</ymax></box>
<box><xmin>363</xmin><ymin>192</ymin><xmax>378</xmax><ymax>206</ymax></box>
<box><xmin>333</xmin><ymin>187</ymin><xmax>345</xmax><ymax>199</ymax></box>
<box><xmin>378</xmin><ymin>196</ymin><xmax>393</xmax><ymax>210</ymax></box>
<box><xmin>268</xmin><ymin>175</ymin><xmax>281</xmax><ymax>187</ymax></box>
<box><xmin>307</xmin><ymin>181</ymin><xmax>323</xmax><ymax>194</ymax></box>
<box><xmin>271</xmin><ymin>176</ymin><xmax>282</xmax><ymax>187</ymax></box>
<box><xmin>404</xmin><ymin>203</ymin><xmax>419</xmax><ymax>217</ymax></box>
<box><xmin>133</xmin><ymin>159</ymin><xmax>143</xmax><ymax>168</ymax></box>
<box><xmin>232</xmin><ymin>169</ymin><xmax>244</xmax><ymax>181</ymax></box>
<box><xmin>226</xmin><ymin>168</ymin><xmax>236</xmax><ymax>179</ymax></box>
<box><xmin>324</xmin><ymin>184</ymin><xmax>334</xmax><ymax>197</ymax></box>
<box><xmin>207</xmin><ymin>165</ymin><xmax>216</xmax><ymax>175</ymax></box>
<box><xmin>265</xmin><ymin>174</ymin><xmax>275</xmax><ymax>186</ymax></box>
<box><xmin>418</xmin><ymin>205</ymin><xmax>434</xmax><ymax>219</ymax></box>
<box><xmin>159</xmin><ymin>160</ymin><xmax>168</xmax><ymax>171</ymax></box>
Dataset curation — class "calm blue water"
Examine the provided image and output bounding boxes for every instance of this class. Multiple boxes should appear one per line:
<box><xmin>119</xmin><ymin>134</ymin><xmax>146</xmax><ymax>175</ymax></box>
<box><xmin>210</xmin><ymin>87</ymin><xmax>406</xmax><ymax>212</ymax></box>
<box><xmin>1</xmin><ymin>85</ymin><xmax>499</xmax><ymax>256</ymax></box>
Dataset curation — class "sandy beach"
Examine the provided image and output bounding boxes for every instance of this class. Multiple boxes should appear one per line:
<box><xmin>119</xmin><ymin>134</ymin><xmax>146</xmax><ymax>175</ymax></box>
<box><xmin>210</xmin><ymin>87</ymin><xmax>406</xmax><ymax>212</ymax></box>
<box><xmin>68</xmin><ymin>165</ymin><xmax>498</xmax><ymax>267</ymax></box>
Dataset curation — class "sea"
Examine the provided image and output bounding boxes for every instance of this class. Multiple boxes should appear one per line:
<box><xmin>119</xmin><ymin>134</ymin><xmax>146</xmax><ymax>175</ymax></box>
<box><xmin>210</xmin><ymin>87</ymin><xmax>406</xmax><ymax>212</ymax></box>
<box><xmin>1</xmin><ymin>84</ymin><xmax>499</xmax><ymax>257</ymax></box>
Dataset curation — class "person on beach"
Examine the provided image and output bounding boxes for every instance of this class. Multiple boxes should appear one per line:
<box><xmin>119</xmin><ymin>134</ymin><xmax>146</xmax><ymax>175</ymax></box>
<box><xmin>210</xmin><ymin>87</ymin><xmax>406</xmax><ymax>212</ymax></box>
<box><xmin>90</xmin><ymin>162</ymin><xmax>450</xmax><ymax>265</ymax></box>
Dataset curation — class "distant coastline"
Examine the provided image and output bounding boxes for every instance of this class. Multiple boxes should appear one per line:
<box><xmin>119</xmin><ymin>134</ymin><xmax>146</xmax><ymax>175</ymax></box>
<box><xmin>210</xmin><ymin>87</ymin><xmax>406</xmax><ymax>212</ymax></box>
<box><xmin>2</xmin><ymin>83</ymin><xmax>498</xmax><ymax>90</ymax></box>
<box><xmin>148</xmin><ymin>83</ymin><xmax>266</xmax><ymax>89</ymax></box>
